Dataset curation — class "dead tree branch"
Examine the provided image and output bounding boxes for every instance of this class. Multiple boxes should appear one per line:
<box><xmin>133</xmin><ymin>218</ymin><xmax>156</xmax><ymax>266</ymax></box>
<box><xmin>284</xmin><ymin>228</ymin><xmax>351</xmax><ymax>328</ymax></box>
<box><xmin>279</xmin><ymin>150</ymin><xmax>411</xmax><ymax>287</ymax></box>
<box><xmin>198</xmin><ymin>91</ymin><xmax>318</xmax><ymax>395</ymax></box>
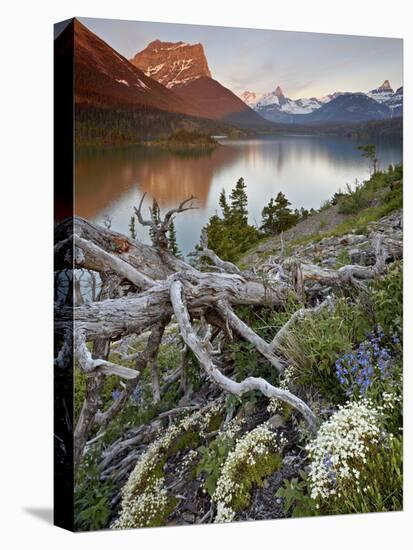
<box><xmin>269</xmin><ymin>296</ymin><xmax>335</xmax><ymax>352</ymax></box>
<box><xmin>135</xmin><ymin>193</ymin><xmax>198</xmax><ymax>251</ymax></box>
<box><xmin>94</xmin><ymin>318</ymin><xmax>169</xmax><ymax>429</ymax></box>
<box><xmin>188</xmin><ymin>228</ymin><xmax>243</xmax><ymax>275</ymax></box>
<box><xmin>216</xmin><ymin>300</ymin><xmax>284</xmax><ymax>373</ymax></box>
<box><xmin>170</xmin><ymin>279</ymin><xmax>317</xmax><ymax>433</ymax></box>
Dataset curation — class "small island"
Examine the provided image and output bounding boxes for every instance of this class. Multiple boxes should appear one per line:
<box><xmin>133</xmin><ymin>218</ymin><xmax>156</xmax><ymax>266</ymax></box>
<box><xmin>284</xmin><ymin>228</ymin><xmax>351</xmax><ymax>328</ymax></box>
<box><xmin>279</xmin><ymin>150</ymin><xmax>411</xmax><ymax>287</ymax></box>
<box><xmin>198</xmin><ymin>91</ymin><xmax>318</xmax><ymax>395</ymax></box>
<box><xmin>149</xmin><ymin>129</ymin><xmax>220</xmax><ymax>155</ymax></box>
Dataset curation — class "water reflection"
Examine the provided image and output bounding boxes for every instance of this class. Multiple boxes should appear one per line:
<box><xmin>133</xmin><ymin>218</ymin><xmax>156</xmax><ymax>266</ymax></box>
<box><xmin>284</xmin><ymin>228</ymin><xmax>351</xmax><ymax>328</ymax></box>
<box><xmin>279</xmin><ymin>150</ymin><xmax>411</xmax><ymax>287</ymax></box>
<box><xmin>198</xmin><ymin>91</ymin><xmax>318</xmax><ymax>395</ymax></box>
<box><xmin>75</xmin><ymin>144</ymin><xmax>243</xmax><ymax>218</ymax></box>
<box><xmin>75</xmin><ymin>135</ymin><xmax>402</xmax><ymax>254</ymax></box>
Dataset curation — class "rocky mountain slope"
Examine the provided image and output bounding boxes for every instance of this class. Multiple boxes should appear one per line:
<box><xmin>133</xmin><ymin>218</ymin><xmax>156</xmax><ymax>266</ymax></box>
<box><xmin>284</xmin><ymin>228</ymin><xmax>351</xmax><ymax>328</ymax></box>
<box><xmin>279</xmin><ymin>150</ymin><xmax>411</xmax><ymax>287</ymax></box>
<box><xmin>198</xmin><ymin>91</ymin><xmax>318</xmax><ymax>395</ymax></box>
<box><xmin>300</xmin><ymin>92</ymin><xmax>392</xmax><ymax>123</ymax></box>
<box><xmin>367</xmin><ymin>80</ymin><xmax>403</xmax><ymax>116</ymax></box>
<box><xmin>130</xmin><ymin>40</ymin><xmax>212</xmax><ymax>88</ymax></box>
<box><xmin>131</xmin><ymin>40</ymin><xmax>270</xmax><ymax>126</ymax></box>
<box><xmin>240</xmin><ymin>200</ymin><xmax>402</xmax><ymax>269</ymax></box>
<box><xmin>74</xmin><ymin>20</ymin><xmax>198</xmax><ymax>116</ymax></box>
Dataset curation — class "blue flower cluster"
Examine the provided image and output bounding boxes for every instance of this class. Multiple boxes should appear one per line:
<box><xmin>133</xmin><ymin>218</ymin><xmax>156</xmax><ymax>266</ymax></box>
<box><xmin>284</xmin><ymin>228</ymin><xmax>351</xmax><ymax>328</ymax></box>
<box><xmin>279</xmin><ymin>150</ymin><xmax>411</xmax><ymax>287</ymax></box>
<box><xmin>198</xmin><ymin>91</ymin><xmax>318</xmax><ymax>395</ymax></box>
<box><xmin>111</xmin><ymin>389</ymin><xmax>122</xmax><ymax>400</ymax></box>
<box><xmin>323</xmin><ymin>454</ymin><xmax>337</xmax><ymax>484</ymax></box>
<box><xmin>335</xmin><ymin>331</ymin><xmax>392</xmax><ymax>396</ymax></box>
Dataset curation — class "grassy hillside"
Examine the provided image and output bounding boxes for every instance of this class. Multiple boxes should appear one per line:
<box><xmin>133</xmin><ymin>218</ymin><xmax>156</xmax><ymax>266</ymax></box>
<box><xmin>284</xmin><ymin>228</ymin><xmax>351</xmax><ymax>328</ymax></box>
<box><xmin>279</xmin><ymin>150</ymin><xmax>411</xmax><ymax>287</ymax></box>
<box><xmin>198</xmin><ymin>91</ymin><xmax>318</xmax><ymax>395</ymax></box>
<box><xmin>239</xmin><ymin>164</ymin><xmax>402</xmax><ymax>268</ymax></box>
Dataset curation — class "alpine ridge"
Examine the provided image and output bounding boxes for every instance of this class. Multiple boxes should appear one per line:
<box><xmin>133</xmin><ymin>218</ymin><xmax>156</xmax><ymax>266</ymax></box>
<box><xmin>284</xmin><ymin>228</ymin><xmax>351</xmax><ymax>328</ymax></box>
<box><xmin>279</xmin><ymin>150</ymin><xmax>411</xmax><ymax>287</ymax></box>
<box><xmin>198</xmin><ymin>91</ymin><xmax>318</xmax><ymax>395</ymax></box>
<box><xmin>130</xmin><ymin>40</ymin><xmax>212</xmax><ymax>88</ymax></box>
<box><xmin>240</xmin><ymin>80</ymin><xmax>403</xmax><ymax>123</ymax></box>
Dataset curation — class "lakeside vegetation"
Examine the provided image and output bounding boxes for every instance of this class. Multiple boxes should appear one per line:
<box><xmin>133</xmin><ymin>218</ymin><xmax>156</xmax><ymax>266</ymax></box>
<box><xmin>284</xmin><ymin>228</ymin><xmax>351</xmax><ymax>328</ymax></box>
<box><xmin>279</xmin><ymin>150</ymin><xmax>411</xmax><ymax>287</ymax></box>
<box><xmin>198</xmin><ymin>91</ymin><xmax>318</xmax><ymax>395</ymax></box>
<box><xmin>269</xmin><ymin>116</ymin><xmax>402</xmax><ymax>140</ymax></box>
<box><xmin>75</xmin><ymin>103</ymin><xmax>402</xmax><ymax>146</ymax></box>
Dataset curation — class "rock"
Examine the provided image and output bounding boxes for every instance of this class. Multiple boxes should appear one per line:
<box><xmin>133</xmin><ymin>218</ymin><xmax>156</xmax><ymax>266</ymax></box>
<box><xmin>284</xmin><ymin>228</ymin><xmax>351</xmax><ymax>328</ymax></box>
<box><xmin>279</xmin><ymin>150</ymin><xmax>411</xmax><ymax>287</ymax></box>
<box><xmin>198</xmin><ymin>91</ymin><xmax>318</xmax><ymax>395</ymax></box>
<box><xmin>182</xmin><ymin>512</ymin><xmax>196</xmax><ymax>523</ymax></box>
<box><xmin>348</xmin><ymin>248</ymin><xmax>362</xmax><ymax>264</ymax></box>
<box><xmin>282</xmin><ymin>454</ymin><xmax>297</xmax><ymax>467</ymax></box>
<box><xmin>339</xmin><ymin>234</ymin><xmax>366</xmax><ymax>246</ymax></box>
<box><xmin>321</xmin><ymin>257</ymin><xmax>337</xmax><ymax>267</ymax></box>
<box><xmin>268</xmin><ymin>414</ymin><xmax>286</xmax><ymax>429</ymax></box>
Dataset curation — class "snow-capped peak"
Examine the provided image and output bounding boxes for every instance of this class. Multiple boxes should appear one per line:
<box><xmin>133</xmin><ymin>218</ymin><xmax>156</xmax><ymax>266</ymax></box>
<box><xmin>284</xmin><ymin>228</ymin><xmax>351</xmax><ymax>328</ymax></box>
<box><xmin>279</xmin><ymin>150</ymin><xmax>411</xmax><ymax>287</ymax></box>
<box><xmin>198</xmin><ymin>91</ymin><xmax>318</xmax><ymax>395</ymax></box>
<box><xmin>240</xmin><ymin>90</ymin><xmax>261</xmax><ymax>108</ymax></box>
<box><xmin>369</xmin><ymin>79</ymin><xmax>394</xmax><ymax>95</ymax></box>
<box><xmin>130</xmin><ymin>40</ymin><xmax>211</xmax><ymax>88</ymax></box>
<box><xmin>240</xmin><ymin>84</ymin><xmax>323</xmax><ymax>114</ymax></box>
<box><xmin>379</xmin><ymin>79</ymin><xmax>393</xmax><ymax>91</ymax></box>
<box><xmin>242</xmin><ymin>79</ymin><xmax>403</xmax><ymax>120</ymax></box>
<box><xmin>274</xmin><ymin>85</ymin><xmax>284</xmax><ymax>98</ymax></box>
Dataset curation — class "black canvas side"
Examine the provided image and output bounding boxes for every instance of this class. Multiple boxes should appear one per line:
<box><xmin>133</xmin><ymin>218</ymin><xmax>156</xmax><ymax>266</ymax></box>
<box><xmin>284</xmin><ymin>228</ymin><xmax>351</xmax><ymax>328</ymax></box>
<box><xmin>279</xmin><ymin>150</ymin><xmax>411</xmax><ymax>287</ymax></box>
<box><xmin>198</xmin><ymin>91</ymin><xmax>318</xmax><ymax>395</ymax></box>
<box><xmin>54</xmin><ymin>18</ymin><xmax>75</xmax><ymax>532</ymax></box>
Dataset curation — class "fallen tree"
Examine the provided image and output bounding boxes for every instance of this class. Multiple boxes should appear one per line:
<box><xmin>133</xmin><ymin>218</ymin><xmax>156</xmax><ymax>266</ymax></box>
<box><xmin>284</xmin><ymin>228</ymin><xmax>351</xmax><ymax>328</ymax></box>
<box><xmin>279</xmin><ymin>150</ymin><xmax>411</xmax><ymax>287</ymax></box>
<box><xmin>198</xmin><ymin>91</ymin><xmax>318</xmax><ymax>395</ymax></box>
<box><xmin>54</xmin><ymin>195</ymin><xmax>402</xmax><ymax>472</ymax></box>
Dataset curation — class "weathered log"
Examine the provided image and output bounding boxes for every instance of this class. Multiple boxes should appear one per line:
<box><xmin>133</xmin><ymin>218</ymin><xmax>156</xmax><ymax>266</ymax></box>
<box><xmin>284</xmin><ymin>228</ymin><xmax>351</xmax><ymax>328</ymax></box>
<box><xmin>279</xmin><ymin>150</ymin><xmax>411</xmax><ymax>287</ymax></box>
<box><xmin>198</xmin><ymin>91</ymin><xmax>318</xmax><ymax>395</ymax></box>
<box><xmin>170</xmin><ymin>280</ymin><xmax>317</xmax><ymax>433</ymax></box>
<box><xmin>56</xmin><ymin>272</ymin><xmax>285</xmax><ymax>340</ymax></box>
<box><xmin>74</xmin><ymin>235</ymin><xmax>155</xmax><ymax>290</ymax></box>
<box><xmin>56</xmin><ymin>216</ymin><xmax>191</xmax><ymax>280</ymax></box>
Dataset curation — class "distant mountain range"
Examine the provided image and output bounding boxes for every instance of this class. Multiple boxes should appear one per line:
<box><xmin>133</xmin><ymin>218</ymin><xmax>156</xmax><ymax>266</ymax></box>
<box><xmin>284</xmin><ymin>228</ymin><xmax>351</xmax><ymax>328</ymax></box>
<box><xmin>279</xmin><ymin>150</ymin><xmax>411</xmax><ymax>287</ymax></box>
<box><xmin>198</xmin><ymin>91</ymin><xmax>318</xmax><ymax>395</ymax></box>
<box><xmin>67</xmin><ymin>18</ymin><xmax>402</xmax><ymax>143</ymax></box>
<box><xmin>240</xmin><ymin>80</ymin><xmax>403</xmax><ymax>124</ymax></box>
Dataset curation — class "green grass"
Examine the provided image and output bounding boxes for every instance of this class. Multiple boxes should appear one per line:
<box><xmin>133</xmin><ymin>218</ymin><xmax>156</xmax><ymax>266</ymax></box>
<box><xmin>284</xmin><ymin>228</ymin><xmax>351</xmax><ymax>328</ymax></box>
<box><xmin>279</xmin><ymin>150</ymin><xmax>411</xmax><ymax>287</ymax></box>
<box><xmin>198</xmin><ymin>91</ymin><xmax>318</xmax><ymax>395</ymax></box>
<box><xmin>284</xmin><ymin>186</ymin><xmax>402</xmax><ymax>252</ymax></box>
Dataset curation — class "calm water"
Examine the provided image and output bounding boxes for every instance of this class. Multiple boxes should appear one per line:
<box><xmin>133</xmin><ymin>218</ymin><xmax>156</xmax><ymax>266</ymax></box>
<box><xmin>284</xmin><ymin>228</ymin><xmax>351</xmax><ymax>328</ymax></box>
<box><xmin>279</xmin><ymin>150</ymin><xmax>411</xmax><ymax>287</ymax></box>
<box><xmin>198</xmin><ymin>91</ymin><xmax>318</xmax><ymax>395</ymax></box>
<box><xmin>75</xmin><ymin>135</ymin><xmax>402</xmax><ymax>255</ymax></box>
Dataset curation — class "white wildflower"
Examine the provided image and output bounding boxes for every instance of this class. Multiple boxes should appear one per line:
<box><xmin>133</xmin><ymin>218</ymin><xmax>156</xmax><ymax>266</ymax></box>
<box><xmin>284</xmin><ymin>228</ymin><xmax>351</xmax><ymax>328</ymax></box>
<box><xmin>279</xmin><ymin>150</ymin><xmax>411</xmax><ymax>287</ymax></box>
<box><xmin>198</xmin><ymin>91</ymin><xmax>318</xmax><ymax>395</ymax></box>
<box><xmin>306</xmin><ymin>399</ymin><xmax>381</xmax><ymax>502</ymax></box>
<box><xmin>214</xmin><ymin>424</ymin><xmax>285</xmax><ymax>523</ymax></box>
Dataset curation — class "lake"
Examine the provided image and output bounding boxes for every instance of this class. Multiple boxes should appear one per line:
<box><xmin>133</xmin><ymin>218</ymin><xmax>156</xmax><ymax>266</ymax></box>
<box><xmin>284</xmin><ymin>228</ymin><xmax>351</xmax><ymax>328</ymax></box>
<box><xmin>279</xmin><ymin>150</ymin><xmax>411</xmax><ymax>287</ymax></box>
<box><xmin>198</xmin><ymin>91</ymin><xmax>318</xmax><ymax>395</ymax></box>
<box><xmin>75</xmin><ymin>135</ymin><xmax>402</xmax><ymax>255</ymax></box>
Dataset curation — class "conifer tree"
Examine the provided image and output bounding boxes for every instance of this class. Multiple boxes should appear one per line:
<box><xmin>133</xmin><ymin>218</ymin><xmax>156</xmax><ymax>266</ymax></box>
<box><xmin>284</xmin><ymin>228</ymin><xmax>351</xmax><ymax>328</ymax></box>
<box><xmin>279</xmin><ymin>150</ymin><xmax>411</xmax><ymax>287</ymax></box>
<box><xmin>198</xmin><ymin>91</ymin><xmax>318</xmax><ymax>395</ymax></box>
<box><xmin>149</xmin><ymin>199</ymin><xmax>161</xmax><ymax>245</ymax></box>
<box><xmin>219</xmin><ymin>189</ymin><xmax>230</xmax><ymax>220</ymax></box>
<box><xmin>229</xmin><ymin>177</ymin><xmax>248</xmax><ymax>224</ymax></box>
<box><xmin>129</xmin><ymin>215</ymin><xmax>137</xmax><ymax>240</ymax></box>
<box><xmin>205</xmin><ymin>178</ymin><xmax>259</xmax><ymax>262</ymax></box>
<box><xmin>261</xmin><ymin>192</ymin><xmax>299</xmax><ymax>235</ymax></box>
<box><xmin>357</xmin><ymin>144</ymin><xmax>378</xmax><ymax>174</ymax></box>
<box><xmin>168</xmin><ymin>220</ymin><xmax>181</xmax><ymax>257</ymax></box>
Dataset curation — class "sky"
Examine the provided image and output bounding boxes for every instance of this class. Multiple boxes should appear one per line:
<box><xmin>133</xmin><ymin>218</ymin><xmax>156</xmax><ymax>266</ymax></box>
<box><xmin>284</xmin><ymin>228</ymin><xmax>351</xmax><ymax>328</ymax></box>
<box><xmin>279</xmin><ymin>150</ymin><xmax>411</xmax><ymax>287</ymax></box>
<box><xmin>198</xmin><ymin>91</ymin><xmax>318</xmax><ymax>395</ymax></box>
<box><xmin>80</xmin><ymin>17</ymin><xmax>403</xmax><ymax>99</ymax></box>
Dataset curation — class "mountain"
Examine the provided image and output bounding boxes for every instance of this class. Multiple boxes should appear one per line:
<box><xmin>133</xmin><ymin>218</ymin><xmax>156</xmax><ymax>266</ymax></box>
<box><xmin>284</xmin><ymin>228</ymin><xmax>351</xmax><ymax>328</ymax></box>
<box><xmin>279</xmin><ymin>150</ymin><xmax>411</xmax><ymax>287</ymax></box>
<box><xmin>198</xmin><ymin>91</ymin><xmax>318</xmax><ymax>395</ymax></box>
<box><xmin>74</xmin><ymin>19</ymin><xmax>198</xmax><ymax>116</ymax></box>
<box><xmin>240</xmin><ymin>91</ymin><xmax>260</xmax><ymax>108</ymax></box>
<box><xmin>390</xmin><ymin>87</ymin><xmax>404</xmax><ymax>117</ymax></box>
<box><xmin>241</xmin><ymin>80</ymin><xmax>402</xmax><ymax>124</ymax></box>
<box><xmin>298</xmin><ymin>93</ymin><xmax>391</xmax><ymax>123</ymax></box>
<box><xmin>131</xmin><ymin>40</ymin><xmax>269</xmax><ymax>127</ymax></box>
<box><xmin>317</xmin><ymin>92</ymin><xmax>345</xmax><ymax>104</ymax></box>
<box><xmin>130</xmin><ymin>40</ymin><xmax>212</xmax><ymax>88</ymax></box>
<box><xmin>172</xmin><ymin>76</ymin><xmax>270</xmax><ymax>125</ymax></box>
<box><xmin>241</xmin><ymin>84</ymin><xmax>327</xmax><ymax>122</ymax></box>
<box><xmin>369</xmin><ymin>79</ymin><xmax>394</xmax><ymax>94</ymax></box>
<box><xmin>367</xmin><ymin>81</ymin><xmax>403</xmax><ymax>116</ymax></box>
